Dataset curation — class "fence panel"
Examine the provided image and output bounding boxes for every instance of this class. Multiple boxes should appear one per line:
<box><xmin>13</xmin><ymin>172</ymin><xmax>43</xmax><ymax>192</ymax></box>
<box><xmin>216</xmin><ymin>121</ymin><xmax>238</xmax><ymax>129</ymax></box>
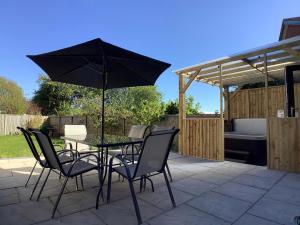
<box><xmin>268</xmin><ymin>117</ymin><xmax>300</xmax><ymax>172</ymax></box>
<box><xmin>228</xmin><ymin>84</ymin><xmax>300</xmax><ymax>119</ymax></box>
<box><xmin>0</xmin><ymin>114</ymin><xmax>48</xmax><ymax>135</ymax></box>
<box><xmin>182</xmin><ymin>118</ymin><xmax>224</xmax><ymax>160</ymax></box>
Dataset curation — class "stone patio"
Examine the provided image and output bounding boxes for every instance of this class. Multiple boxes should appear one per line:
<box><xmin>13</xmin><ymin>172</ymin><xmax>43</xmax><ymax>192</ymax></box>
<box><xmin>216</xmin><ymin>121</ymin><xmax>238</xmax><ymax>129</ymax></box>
<box><xmin>1</xmin><ymin>152</ymin><xmax>300</xmax><ymax>225</ymax></box>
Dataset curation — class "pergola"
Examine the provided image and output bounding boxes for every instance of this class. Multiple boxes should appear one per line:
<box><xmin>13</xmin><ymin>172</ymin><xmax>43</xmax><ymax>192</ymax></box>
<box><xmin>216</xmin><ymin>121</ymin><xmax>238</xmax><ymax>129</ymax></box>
<box><xmin>174</xmin><ymin>35</ymin><xmax>300</xmax><ymax>160</ymax></box>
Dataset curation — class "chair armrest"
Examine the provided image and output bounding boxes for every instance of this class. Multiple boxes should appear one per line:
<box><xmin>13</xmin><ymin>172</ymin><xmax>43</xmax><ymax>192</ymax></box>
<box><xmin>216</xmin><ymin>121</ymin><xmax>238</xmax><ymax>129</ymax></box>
<box><xmin>109</xmin><ymin>154</ymin><xmax>133</xmax><ymax>179</ymax></box>
<box><xmin>66</xmin><ymin>153</ymin><xmax>100</xmax><ymax>176</ymax></box>
<box><xmin>57</xmin><ymin>149</ymin><xmax>79</xmax><ymax>160</ymax></box>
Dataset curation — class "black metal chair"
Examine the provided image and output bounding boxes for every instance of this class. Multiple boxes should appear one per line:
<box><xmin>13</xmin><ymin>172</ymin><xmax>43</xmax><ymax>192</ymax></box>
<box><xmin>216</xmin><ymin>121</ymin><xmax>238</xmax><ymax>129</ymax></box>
<box><xmin>151</xmin><ymin>125</ymin><xmax>176</xmax><ymax>182</ymax></box>
<box><xmin>99</xmin><ymin>129</ymin><xmax>179</xmax><ymax>225</ymax></box>
<box><xmin>17</xmin><ymin>127</ymin><xmax>75</xmax><ymax>199</ymax></box>
<box><xmin>30</xmin><ymin>129</ymin><xmax>103</xmax><ymax>218</ymax></box>
<box><xmin>108</xmin><ymin>125</ymin><xmax>149</xmax><ymax>157</ymax></box>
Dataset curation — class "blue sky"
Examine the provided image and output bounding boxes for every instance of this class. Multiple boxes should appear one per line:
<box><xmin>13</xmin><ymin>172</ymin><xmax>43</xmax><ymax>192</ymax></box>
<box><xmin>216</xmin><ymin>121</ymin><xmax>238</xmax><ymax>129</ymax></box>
<box><xmin>0</xmin><ymin>0</ymin><xmax>299</xmax><ymax>112</ymax></box>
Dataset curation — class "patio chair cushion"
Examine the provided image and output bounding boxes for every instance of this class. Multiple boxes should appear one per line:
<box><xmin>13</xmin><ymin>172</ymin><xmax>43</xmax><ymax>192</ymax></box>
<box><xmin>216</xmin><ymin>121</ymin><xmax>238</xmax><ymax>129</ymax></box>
<box><xmin>62</xmin><ymin>160</ymin><xmax>98</xmax><ymax>177</ymax></box>
<box><xmin>113</xmin><ymin>164</ymin><xmax>137</xmax><ymax>178</ymax></box>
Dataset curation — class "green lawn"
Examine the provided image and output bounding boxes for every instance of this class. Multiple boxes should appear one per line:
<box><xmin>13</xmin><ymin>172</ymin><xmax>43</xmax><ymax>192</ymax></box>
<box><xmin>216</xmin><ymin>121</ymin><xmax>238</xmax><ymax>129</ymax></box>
<box><xmin>0</xmin><ymin>135</ymin><xmax>63</xmax><ymax>158</ymax></box>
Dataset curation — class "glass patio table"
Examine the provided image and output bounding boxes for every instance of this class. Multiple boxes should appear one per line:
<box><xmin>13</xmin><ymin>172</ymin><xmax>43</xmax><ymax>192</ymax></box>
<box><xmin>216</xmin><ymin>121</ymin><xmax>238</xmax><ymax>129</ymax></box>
<box><xmin>61</xmin><ymin>134</ymin><xmax>144</xmax><ymax>180</ymax></box>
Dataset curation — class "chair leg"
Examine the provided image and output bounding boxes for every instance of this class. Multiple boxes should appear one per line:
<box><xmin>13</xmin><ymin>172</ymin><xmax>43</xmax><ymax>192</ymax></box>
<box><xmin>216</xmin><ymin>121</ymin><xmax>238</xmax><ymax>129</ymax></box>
<box><xmin>165</xmin><ymin>162</ymin><xmax>173</xmax><ymax>182</ymax></box>
<box><xmin>96</xmin><ymin>168</ymin><xmax>104</xmax><ymax>209</ymax></box>
<box><xmin>80</xmin><ymin>174</ymin><xmax>84</xmax><ymax>191</ymax></box>
<box><xmin>106</xmin><ymin>166</ymin><xmax>113</xmax><ymax>203</ymax></box>
<box><xmin>37</xmin><ymin>169</ymin><xmax>51</xmax><ymax>201</ymax></box>
<box><xmin>25</xmin><ymin>160</ymin><xmax>38</xmax><ymax>187</ymax></box>
<box><xmin>139</xmin><ymin>177</ymin><xmax>143</xmax><ymax>193</ymax></box>
<box><xmin>30</xmin><ymin>167</ymin><xmax>45</xmax><ymax>200</ymax></box>
<box><xmin>143</xmin><ymin>176</ymin><xmax>146</xmax><ymax>191</ymax></box>
<box><xmin>75</xmin><ymin>176</ymin><xmax>79</xmax><ymax>191</ymax></box>
<box><xmin>128</xmin><ymin>179</ymin><xmax>142</xmax><ymax>225</ymax></box>
<box><xmin>52</xmin><ymin>177</ymin><xmax>69</xmax><ymax>218</ymax></box>
<box><xmin>145</xmin><ymin>176</ymin><xmax>155</xmax><ymax>192</ymax></box>
<box><xmin>163</xmin><ymin>170</ymin><xmax>176</xmax><ymax>207</ymax></box>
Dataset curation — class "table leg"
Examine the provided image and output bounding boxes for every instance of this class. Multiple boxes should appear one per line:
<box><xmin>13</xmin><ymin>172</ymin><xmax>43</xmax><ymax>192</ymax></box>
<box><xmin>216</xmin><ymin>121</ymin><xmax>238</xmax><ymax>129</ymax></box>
<box><xmin>132</xmin><ymin>144</ymin><xmax>134</xmax><ymax>164</ymax></box>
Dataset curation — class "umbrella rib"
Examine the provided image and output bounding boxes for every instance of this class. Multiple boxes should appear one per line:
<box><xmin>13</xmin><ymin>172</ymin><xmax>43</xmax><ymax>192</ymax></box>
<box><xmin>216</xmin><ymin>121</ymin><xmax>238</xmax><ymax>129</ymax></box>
<box><xmin>50</xmin><ymin>61</ymin><xmax>89</xmax><ymax>80</ymax></box>
<box><xmin>114</xmin><ymin>61</ymin><xmax>154</xmax><ymax>85</ymax></box>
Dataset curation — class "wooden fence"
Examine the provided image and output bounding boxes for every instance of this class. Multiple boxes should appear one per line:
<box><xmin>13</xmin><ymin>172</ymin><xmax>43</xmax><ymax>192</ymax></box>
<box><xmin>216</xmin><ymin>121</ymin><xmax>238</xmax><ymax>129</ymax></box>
<box><xmin>0</xmin><ymin>114</ymin><xmax>48</xmax><ymax>135</ymax></box>
<box><xmin>182</xmin><ymin>118</ymin><xmax>224</xmax><ymax>160</ymax></box>
<box><xmin>268</xmin><ymin>117</ymin><xmax>300</xmax><ymax>172</ymax></box>
<box><xmin>227</xmin><ymin>84</ymin><xmax>300</xmax><ymax>119</ymax></box>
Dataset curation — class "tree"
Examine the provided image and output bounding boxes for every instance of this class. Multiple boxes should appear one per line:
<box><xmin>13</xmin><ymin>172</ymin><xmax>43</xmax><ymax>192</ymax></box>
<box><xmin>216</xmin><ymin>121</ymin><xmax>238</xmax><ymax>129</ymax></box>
<box><xmin>164</xmin><ymin>95</ymin><xmax>201</xmax><ymax>115</ymax></box>
<box><xmin>26</xmin><ymin>101</ymin><xmax>42</xmax><ymax>115</ymax></box>
<box><xmin>32</xmin><ymin>75</ymin><xmax>81</xmax><ymax>115</ymax></box>
<box><xmin>165</xmin><ymin>101</ymin><xmax>179</xmax><ymax>114</ymax></box>
<box><xmin>33</xmin><ymin>75</ymin><xmax>164</xmax><ymax>126</ymax></box>
<box><xmin>77</xmin><ymin>86</ymin><xmax>164</xmax><ymax>126</ymax></box>
<box><xmin>0</xmin><ymin>76</ymin><xmax>26</xmax><ymax>114</ymax></box>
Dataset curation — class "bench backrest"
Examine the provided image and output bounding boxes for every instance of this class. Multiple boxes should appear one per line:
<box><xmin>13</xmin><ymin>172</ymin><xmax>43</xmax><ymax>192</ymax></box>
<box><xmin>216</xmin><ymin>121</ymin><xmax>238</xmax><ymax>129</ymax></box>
<box><xmin>233</xmin><ymin>118</ymin><xmax>266</xmax><ymax>134</ymax></box>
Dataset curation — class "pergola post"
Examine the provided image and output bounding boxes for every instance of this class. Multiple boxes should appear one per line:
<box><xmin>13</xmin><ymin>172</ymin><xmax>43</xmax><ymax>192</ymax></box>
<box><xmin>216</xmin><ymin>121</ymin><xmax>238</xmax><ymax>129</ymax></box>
<box><xmin>219</xmin><ymin>65</ymin><xmax>224</xmax><ymax>160</ymax></box>
<box><xmin>224</xmin><ymin>86</ymin><xmax>230</xmax><ymax>121</ymax></box>
<box><xmin>264</xmin><ymin>53</ymin><xmax>270</xmax><ymax>168</ymax></box>
<box><xmin>264</xmin><ymin>53</ymin><xmax>269</xmax><ymax>118</ymax></box>
<box><xmin>179</xmin><ymin>74</ymin><xmax>186</xmax><ymax>154</ymax></box>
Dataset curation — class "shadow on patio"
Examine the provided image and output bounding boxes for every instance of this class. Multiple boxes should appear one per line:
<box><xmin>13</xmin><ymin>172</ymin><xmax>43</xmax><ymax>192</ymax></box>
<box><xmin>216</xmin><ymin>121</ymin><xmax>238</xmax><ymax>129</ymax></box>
<box><xmin>1</xmin><ymin>153</ymin><xmax>300</xmax><ymax>225</ymax></box>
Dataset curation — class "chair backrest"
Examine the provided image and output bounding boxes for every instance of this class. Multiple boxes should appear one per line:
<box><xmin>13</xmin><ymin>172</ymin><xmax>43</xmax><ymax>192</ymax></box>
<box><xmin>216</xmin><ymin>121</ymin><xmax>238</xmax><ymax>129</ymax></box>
<box><xmin>17</xmin><ymin>127</ymin><xmax>44</xmax><ymax>166</ymax></box>
<box><xmin>128</xmin><ymin>125</ymin><xmax>148</xmax><ymax>138</ymax></box>
<box><xmin>151</xmin><ymin>125</ymin><xmax>175</xmax><ymax>132</ymax></box>
<box><xmin>30</xmin><ymin>129</ymin><xmax>62</xmax><ymax>171</ymax></box>
<box><xmin>134</xmin><ymin>129</ymin><xmax>179</xmax><ymax>178</ymax></box>
<box><xmin>64</xmin><ymin>125</ymin><xmax>89</xmax><ymax>150</ymax></box>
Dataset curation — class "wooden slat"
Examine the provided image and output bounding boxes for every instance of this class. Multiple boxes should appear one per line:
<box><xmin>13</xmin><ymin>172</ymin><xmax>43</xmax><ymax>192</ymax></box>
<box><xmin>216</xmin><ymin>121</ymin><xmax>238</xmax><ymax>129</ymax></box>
<box><xmin>227</xmin><ymin>84</ymin><xmax>300</xmax><ymax>119</ymax></box>
<box><xmin>182</xmin><ymin>118</ymin><xmax>223</xmax><ymax>160</ymax></box>
<box><xmin>268</xmin><ymin>118</ymin><xmax>300</xmax><ymax>172</ymax></box>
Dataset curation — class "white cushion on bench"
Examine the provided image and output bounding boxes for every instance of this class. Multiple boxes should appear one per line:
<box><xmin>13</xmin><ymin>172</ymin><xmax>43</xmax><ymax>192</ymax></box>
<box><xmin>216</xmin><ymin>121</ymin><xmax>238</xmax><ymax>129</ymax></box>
<box><xmin>224</xmin><ymin>132</ymin><xmax>266</xmax><ymax>140</ymax></box>
<box><xmin>234</xmin><ymin>118</ymin><xmax>266</xmax><ymax>135</ymax></box>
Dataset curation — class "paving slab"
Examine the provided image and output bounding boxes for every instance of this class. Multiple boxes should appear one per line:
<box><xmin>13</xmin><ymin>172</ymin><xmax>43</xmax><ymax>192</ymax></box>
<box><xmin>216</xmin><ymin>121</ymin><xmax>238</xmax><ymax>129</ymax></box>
<box><xmin>277</xmin><ymin>173</ymin><xmax>300</xmax><ymax>189</ymax></box>
<box><xmin>187</xmin><ymin>191</ymin><xmax>251</xmax><ymax>223</ymax></box>
<box><xmin>138</xmin><ymin>186</ymin><xmax>194</xmax><ymax>210</ymax></box>
<box><xmin>246</xmin><ymin>167</ymin><xmax>286</xmax><ymax>180</ymax></box>
<box><xmin>249</xmin><ymin>197</ymin><xmax>300</xmax><ymax>225</ymax></box>
<box><xmin>234</xmin><ymin>174</ymin><xmax>278</xmax><ymax>190</ymax></box>
<box><xmin>213</xmin><ymin>182</ymin><xmax>266</xmax><ymax>203</ymax></box>
<box><xmin>50</xmin><ymin>188</ymin><xmax>99</xmax><ymax>216</ymax></box>
<box><xmin>35</xmin><ymin>210</ymin><xmax>106</xmax><ymax>225</ymax></box>
<box><xmin>0</xmin><ymin>198</ymin><xmax>54</xmax><ymax>225</ymax></box>
<box><xmin>92</xmin><ymin>197</ymin><xmax>162</xmax><ymax>225</ymax></box>
<box><xmin>233</xmin><ymin>214</ymin><xmax>280</xmax><ymax>225</ymax></box>
<box><xmin>172</xmin><ymin>177</ymin><xmax>217</xmax><ymax>196</ymax></box>
<box><xmin>191</xmin><ymin>170</ymin><xmax>233</xmax><ymax>185</ymax></box>
<box><xmin>265</xmin><ymin>185</ymin><xmax>300</xmax><ymax>206</ymax></box>
<box><xmin>0</xmin><ymin>168</ymin><xmax>13</xmax><ymax>178</ymax></box>
<box><xmin>148</xmin><ymin>204</ymin><xmax>230</xmax><ymax>225</ymax></box>
<box><xmin>0</xmin><ymin>188</ymin><xmax>19</xmax><ymax>206</ymax></box>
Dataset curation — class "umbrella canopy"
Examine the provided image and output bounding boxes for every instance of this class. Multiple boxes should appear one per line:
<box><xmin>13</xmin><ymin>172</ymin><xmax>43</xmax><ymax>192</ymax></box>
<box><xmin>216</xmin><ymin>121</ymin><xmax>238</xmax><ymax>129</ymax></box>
<box><xmin>27</xmin><ymin>38</ymin><xmax>170</xmax><ymax>142</ymax></box>
<box><xmin>27</xmin><ymin>38</ymin><xmax>170</xmax><ymax>89</ymax></box>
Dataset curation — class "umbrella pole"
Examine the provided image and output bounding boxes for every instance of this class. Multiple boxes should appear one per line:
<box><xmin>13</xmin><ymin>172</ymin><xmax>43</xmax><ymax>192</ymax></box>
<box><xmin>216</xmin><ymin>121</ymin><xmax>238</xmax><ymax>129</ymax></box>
<box><xmin>101</xmin><ymin>73</ymin><xmax>106</xmax><ymax>145</ymax></box>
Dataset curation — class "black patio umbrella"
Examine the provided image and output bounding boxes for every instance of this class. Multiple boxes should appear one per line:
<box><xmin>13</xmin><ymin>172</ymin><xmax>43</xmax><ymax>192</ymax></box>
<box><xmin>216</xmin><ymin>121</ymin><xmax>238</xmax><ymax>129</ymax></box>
<box><xmin>27</xmin><ymin>38</ymin><xmax>170</xmax><ymax>143</ymax></box>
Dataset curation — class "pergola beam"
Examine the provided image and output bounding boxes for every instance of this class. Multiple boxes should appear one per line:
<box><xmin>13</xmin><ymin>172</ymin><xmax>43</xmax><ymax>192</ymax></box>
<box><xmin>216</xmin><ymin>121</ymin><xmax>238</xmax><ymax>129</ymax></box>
<box><xmin>198</xmin><ymin>55</ymin><xmax>298</xmax><ymax>81</ymax></box>
<box><xmin>182</xmin><ymin>69</ymin><xmax>201</xmax><ymax>93</ymax></box>
<box><xmin>175</xmin><ymin>35</ymin><xmax>300</xmax><ymax>74</ymax></box>
<box><xmin>284</xmin><ymin>47</ymin><xmax>300</xmax><ymax>58</ymax></box>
